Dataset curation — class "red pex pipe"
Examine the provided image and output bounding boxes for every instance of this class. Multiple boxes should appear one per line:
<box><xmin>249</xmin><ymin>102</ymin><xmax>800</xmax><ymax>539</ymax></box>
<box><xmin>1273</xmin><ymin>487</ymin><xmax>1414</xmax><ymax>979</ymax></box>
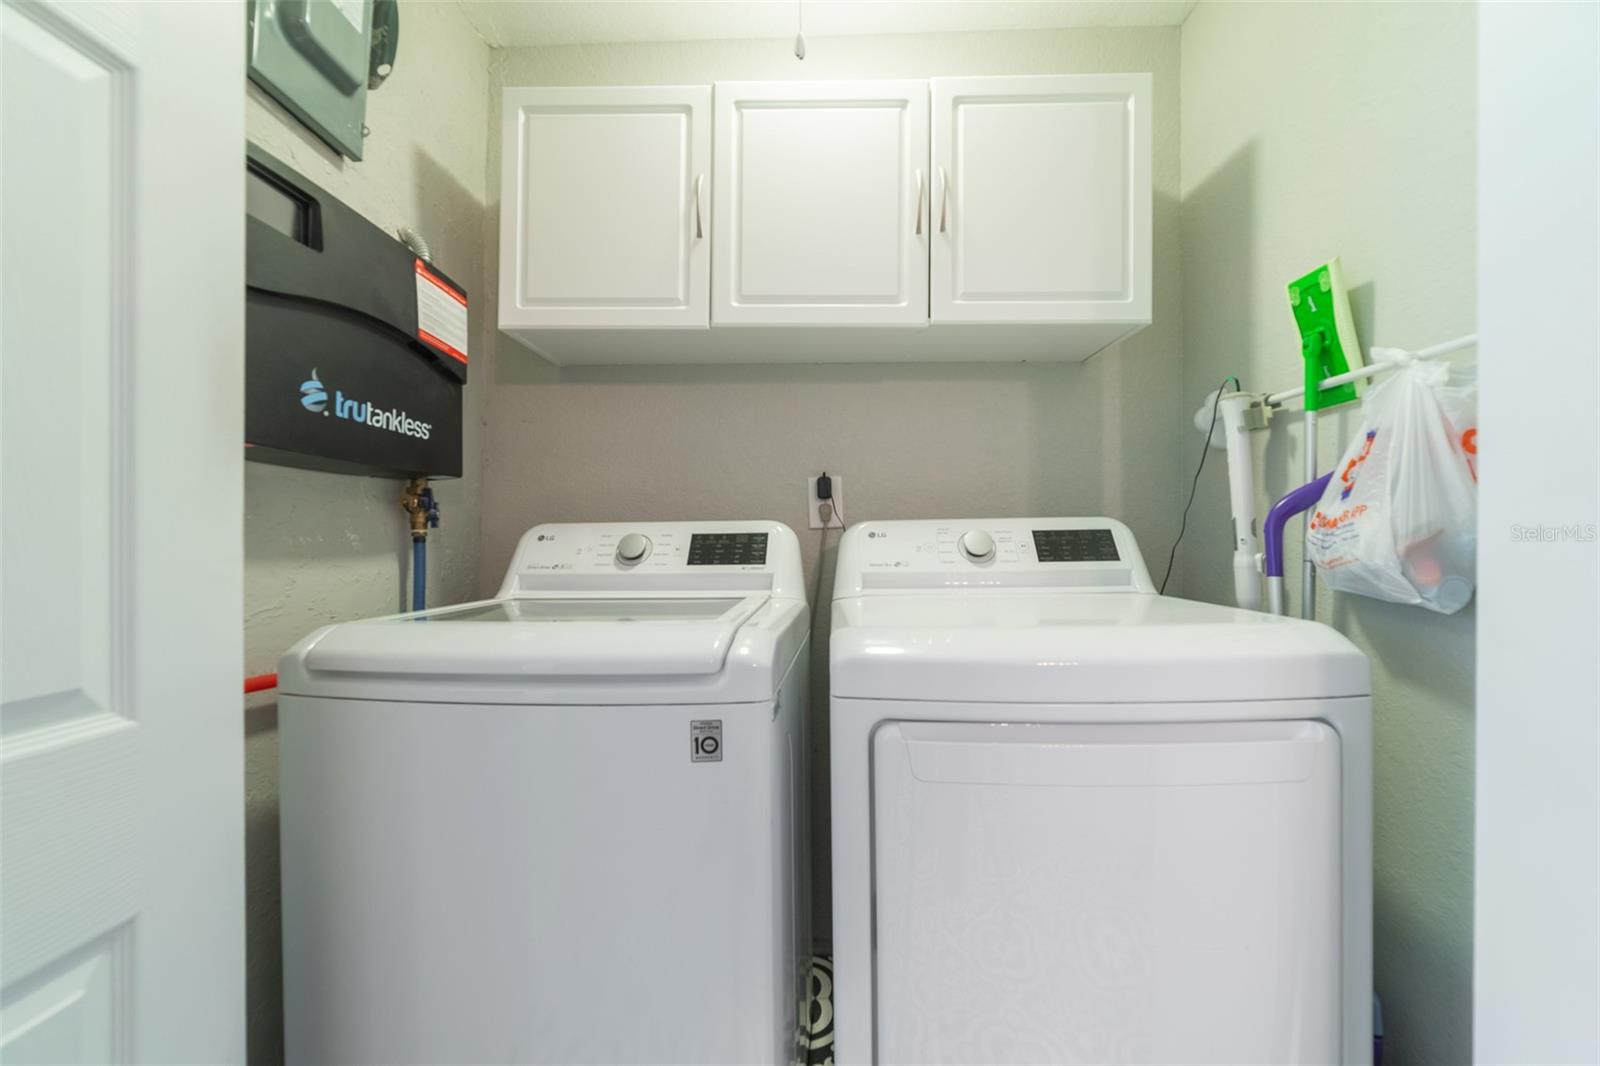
<box><xmin>245</xmin><ymin>673</ymin><xmax>278</xmax><ymax>694</ymax></box>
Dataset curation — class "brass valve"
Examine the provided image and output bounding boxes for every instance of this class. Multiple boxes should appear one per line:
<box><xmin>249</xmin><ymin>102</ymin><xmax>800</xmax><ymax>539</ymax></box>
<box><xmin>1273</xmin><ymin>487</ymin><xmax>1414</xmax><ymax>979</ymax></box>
<box><xmin>400</xmin><ymin>477</ymin><xmax>439</xmax><ymax>541</ymax></box>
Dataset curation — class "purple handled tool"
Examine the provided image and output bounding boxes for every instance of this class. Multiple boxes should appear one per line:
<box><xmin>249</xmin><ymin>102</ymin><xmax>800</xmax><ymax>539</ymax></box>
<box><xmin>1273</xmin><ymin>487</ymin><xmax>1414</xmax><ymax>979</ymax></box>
<box><xmin>1264</xmin><ymin>472</ymin><xmax>1332</xmax><ymax>615</ymax></box>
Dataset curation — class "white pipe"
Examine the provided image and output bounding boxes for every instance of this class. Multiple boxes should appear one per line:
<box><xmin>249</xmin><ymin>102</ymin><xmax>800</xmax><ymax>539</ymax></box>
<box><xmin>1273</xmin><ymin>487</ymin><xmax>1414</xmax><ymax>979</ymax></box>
<box><xmin>1265</xmin><ymin>333</ymin><xmax>1478</xmax><ymax>407</ymax></box>
<box><xmin>1217</xmin><ymin>394</ymin><xmax>1261</xmax><ymax>610</ymax></box>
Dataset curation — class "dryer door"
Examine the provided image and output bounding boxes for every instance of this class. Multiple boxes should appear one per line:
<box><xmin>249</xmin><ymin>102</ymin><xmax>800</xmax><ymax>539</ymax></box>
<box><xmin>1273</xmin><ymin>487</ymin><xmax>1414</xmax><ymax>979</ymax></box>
<box><xmin>871</xmin><ymin>719</ymin><xmax>1340</xmax><ymax>1066</ymax></box>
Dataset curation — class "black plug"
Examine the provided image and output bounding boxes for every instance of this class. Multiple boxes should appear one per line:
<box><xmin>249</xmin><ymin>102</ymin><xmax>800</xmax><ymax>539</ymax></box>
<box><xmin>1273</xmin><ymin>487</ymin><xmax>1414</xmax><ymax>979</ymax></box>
<box><xmin>816</xmin><ymin>471</ymin><xmax>833</xmax><ymax>501</ymax></box>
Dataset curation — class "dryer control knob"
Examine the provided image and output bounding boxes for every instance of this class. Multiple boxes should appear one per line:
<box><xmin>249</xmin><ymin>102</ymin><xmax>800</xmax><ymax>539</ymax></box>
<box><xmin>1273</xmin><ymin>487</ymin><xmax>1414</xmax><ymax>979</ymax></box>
<box><xmin>616</xmin><ymin>533</ymin><xmax>652</xmax><ymax>564</ymax></box>
<box><xmin>959</xmin><ymin>529</ymin><xmax>996</xmax><ymax>562</ymax></box>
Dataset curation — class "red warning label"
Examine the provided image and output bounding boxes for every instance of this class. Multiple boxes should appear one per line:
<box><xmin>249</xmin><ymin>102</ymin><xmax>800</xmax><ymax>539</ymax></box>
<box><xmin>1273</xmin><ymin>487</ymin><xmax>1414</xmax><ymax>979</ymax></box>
<box><xmin>415</xmin><ymin>259</ymin><xmax>468</xmax><ymax>365</ymax></box>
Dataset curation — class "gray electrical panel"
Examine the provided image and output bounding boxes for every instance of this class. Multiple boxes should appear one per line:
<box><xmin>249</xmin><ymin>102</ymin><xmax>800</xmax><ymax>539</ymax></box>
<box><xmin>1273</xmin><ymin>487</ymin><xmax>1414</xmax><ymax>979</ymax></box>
<box><xmin>248</xmin><ymin>0</ymin><xmax>373</xmax><ymax>160</ymax></box>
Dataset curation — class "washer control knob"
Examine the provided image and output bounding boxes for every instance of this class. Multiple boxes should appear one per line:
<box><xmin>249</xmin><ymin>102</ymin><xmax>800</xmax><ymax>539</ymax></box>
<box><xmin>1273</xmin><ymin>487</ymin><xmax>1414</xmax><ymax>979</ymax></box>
<box><xmin>616</xmin><ymin>533</ymin><xmax>652</xmax><ymax>564</ymax></box>
<box><xmin>959</xmin><ymin>529</ymin><xmax>996</xmax><ymax>562</ymax></box>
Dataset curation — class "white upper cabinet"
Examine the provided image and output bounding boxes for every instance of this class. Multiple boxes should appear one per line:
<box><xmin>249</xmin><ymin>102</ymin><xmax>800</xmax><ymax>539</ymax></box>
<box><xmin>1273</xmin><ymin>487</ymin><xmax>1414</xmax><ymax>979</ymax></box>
<box><xmin>500</xmin><ymin>86</ymin><xmax>711</xmax><ymax>329</ymax></box>
<box><xmin>930</xmin><ymin>74</ymin><xmax>1152</xmax><ymax>326</ymax></box>
<box><xmin>712</xmin><ymin>81</ymin><xmax>929</xmax><ymax>326</ymax></box>
<box><xmin>496</xmin><ymin>75</ymin><xmax>1153</xmax><ymax>363</ymax></box>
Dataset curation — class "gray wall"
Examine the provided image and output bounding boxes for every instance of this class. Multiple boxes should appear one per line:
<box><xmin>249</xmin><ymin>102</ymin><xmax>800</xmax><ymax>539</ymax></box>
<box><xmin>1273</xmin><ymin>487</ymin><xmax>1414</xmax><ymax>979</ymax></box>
<box><xmin>1176</xmin><ymin>4</ymin><xmax>1477</xmax><ymax>1062</ymax></box>
<box><xmin>242</xmin><ymin>3</ymin><xmax>491</xmax><ymax>1060</ymax></box>
<box><xmin>480</xmin><ymin>27</ymin><xmax>1186</xmax><ymax>943</ymax></box>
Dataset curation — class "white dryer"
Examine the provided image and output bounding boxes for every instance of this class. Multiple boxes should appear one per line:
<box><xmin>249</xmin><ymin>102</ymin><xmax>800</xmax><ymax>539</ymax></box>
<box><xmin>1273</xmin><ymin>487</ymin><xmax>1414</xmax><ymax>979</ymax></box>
<box><xmin>829</xmin><ymin>518</ymin><xmax>1372</xmax><ymax>1066</ymax></box>
<box><xmin>279</xmin><ymin>521</ymin><xmax>811</xmax><ymax>1066</ymax></box>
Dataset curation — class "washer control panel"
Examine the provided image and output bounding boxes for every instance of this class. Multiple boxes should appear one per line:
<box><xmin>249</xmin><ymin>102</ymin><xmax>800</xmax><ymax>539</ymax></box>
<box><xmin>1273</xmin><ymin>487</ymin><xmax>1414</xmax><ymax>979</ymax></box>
<box><xmin>1031</xmin><ymin>528</ymin><xmax>1120</xmax><ymax>563</ymax></box>
<box><xmin>834</xmin><ymin>518</ymin><xmax>1153</xmax><ymax>595</ymax></box>
<box><xmin>686</xmin><ymin>532</ymin><xmax>768</xmax><ymax>566</ymax></box>
<box><xmin>501</xmin><ymin>521</ymin><xmax>806</xmax><ymax>599</ymax></box>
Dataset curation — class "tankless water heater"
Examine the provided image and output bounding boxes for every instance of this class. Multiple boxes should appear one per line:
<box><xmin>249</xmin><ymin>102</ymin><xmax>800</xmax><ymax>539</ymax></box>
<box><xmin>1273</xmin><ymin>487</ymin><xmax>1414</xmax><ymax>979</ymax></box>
<box><xmin>245</xmin><ymin>144</ymin><xmax>467</xmax><ymax>478</ymax></box>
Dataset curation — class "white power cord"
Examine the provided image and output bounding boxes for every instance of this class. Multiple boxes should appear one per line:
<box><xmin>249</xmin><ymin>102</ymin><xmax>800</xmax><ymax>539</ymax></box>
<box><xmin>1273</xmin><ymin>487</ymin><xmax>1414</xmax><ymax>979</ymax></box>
<box><xmin>810</xmin><ymin>501</ymin><xmax>836</xmax><ymax>636</ymax></box>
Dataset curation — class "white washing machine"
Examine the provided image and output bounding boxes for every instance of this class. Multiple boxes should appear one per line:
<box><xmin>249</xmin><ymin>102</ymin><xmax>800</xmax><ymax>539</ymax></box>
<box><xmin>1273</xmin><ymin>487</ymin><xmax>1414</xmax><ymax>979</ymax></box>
<box><xmin>829</xmin><ymin>518</ymin><xmax>1373</xmax><ymax>1066</ymax></box>
<box><xmin>278</xmin><ymin>521</ymin><xmax>811</xmax><ymax>1066</ymax></box>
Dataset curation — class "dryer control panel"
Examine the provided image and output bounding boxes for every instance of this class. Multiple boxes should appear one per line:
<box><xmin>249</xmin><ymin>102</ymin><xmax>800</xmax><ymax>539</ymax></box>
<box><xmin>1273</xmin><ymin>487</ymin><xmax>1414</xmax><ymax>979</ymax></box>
<box><xmin>499</xmin><ymin>521</ymin><xmax>807</xmax><ymax>600</ymax></box>
<box><xmin>833</xmin><ymin>517</ymin><xmax>1155</xmax><ymax>596</ymax></box>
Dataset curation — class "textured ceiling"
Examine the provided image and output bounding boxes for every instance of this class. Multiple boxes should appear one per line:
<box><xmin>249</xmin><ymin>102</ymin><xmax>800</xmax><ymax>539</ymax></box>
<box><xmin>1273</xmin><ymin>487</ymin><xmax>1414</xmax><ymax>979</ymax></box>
<box><xmin>459</xmin><ymin>1</ymin><xmax>1199</xmax><ymax>49</ymax></box>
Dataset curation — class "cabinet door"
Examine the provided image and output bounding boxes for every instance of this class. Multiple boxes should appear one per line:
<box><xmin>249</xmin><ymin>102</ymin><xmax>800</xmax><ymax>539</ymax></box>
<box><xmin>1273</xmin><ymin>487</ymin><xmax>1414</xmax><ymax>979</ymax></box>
<box><xmin>713</xmin><ymin>81</ymin><xmax>929</xmax><ymax>326</ymax></box>
<box><xmin>500</xmin><ymin>86</ymin><xmax>710</xmax><ymax>329</ymax></box>
<box><xmin>931</xmin><ymin>74</ymin><xmax>1151</xmax><ymax>325</ymax></box>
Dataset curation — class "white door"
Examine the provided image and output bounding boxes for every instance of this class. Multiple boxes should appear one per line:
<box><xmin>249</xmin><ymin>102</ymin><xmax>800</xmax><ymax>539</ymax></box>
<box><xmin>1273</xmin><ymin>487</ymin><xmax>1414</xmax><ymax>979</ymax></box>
<box><xmin>931</xmin><ymin>74</ymin><xmax>1151</xmax><ymax>325</ymax></box>
<box><xmin>1474</xmin><ymin>4</ymin><xmax>1600</xmax><ymax>1062</ymax></box>
<box><xmin>713</xmin><ymin>80</ymin><xmax>929</xmax><ymax>326</ymax></box>
<box><xmin>500</xmin><ymin>85</ymin><xmax>711</xmax><ymax>330</ymax></box>
<box><xmin>1</xmin><ymin>0</ymin><xmax>244</xmax><ymax>1061</ymax></box>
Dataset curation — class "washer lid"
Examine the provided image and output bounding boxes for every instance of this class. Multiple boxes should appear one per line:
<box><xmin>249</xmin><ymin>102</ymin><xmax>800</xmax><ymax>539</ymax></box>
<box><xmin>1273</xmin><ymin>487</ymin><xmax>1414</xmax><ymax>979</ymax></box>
<box><xmin>298</xmin><ymin>593</ymin><xmax>770</xmax><ymax>678</ymax></box>
<box><xmin>829</xmin><ymin>592</ymin><xmax>1370</xmax><ymax>703</ymax></box>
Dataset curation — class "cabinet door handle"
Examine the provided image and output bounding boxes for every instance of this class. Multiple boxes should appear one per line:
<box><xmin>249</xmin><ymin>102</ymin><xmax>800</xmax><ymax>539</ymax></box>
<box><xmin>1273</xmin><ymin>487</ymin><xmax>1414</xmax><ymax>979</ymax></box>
<box><xmin>914</xmin><ymin>168</ymin><xmax>925</xmax><ymax>236</ymax></box>
<box><xmin>938</xmin><ymin>166</ymin><xmax>949</xmax><ymax>234</ymax></box>
<box><xmin>694</xmin><ymin>174</ymin><xmax>705</xmax><ymax>239</ymax></box>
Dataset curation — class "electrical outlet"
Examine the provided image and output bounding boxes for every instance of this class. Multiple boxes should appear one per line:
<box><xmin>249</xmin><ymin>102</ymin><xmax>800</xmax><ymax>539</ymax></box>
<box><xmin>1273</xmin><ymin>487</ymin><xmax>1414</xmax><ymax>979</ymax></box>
<box><xmin>806</xmin><ymin>475</ymin><xmax>845</xmax><ymax>529</ymax></box>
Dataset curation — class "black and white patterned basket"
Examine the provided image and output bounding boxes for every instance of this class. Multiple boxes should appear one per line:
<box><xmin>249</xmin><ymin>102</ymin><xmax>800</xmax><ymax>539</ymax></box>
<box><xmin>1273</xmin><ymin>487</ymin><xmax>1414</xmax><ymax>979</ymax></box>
<box><xmin>806</xmin><ymin>956</ymin><xmax>835</xmax><ymax>1066</ymax></box>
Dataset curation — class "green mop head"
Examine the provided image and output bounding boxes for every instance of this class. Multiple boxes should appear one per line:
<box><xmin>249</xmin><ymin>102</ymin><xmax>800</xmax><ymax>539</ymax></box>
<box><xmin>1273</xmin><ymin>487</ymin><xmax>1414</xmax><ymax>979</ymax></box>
<box><xmin>1286</xmin><ymin>257</ymin><xmax>1364</xmax><ymax>411</ymax></box>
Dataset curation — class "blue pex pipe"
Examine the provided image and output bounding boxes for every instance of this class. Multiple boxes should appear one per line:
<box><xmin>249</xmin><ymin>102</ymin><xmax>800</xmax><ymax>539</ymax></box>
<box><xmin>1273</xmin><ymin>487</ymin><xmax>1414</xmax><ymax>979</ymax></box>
<box><xmin>412</xmin><ymin>537</ymin><xmax>427</xmax><ymax>612</ymax></box>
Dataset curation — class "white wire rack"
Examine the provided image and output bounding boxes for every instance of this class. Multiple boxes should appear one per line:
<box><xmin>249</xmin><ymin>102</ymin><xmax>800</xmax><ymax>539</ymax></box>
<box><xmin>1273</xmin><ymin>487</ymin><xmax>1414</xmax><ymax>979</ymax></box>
<box><xmin>1265</xmin><ymin>333</ymin><xmax>1478</xmax><ymax>408</ymax></box>
<box><xmin>1260</xmin><ymin>332</ymin><xmax>1477</xmax><ymax>617</ymax></box>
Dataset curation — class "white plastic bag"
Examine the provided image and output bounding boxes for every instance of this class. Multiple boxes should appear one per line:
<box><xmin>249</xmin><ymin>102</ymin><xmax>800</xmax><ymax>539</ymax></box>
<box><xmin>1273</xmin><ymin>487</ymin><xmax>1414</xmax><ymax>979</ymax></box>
<box><xmin>1307</xmin><ymin>349</ymin><xmax>1478</xmax><ymax>613</ymax></box>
